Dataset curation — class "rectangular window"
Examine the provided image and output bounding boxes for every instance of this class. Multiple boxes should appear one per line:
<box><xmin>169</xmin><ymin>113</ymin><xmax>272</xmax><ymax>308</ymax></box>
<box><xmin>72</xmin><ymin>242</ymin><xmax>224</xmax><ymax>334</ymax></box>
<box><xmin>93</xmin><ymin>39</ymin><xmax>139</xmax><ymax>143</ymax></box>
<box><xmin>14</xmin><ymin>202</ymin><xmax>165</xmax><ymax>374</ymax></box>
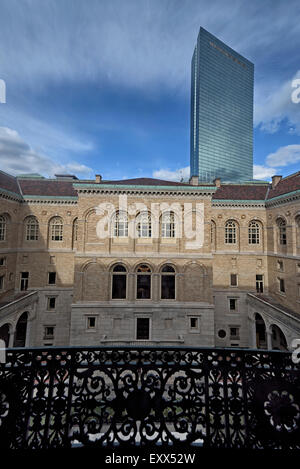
<box><xmin>297</xmin><ymin>263</ymin><xmax>300</xmax><ymax>274</ymax></box>
<box><xmin>161</xmin><ymin>275</ymin><xmax>175</xmax><ymax>299</ymax></box>
<box><xmin>87</xmin><ymin>317</ymin><xmax>96</xmax><ymax>329</ymax></box>
<box><xmin>48</xmin><ymin>272</ymin><xmax>56</xmax><ymax>285</ymax></box>
<box><xmin>44</xmin><ymin>326</ymin><xmax>54</xmax><ymax>339</ymax></box>
<box><xmin>189</xmin><ymin>317</ymin><xmax>200</xmax><ymax>332</ymax></box>
<box><xmin>47</xmin><ymin>297</ymin><xmax>56</xmax><ymax>310</ymax></box>
<box><xmin>229</xmin><ymin>298</ymin><xmax>237</xmax><ymax>311</ymax></box>
<box><xmin>137</xmin><ymin>275</ymin><xmax>151</xmax><ymax>299</ymax></box>
<box><xmin>112</xmin><ymin>274</ymin><xmax>126</xmax><ymax>299</ymax></box>
<box><xmin>0</xmin><ymin>275</ymin><xmax>4</xmax><ymax>290</ymax></box>
<box><xmin>278</xmin><ymin>278</ymin><xmax>285</xmax><ymax>293</ymax></box>
<box><xmin>230</xmin><ymin>327</ymin><xmax>240</xmax><ymax>339</ymax></box>
<box><xmin>20</xmin><ymin>272</ymin><xmax>29</xmax><ymax>291</ymax></box>
<box><xmin>230</xmin><ymin>273</ymin><xmax>237</xmax><ymax>286</ymax></box>
<box><xmin>256</xmin><ymin>274</ymin><xmax>264</xmax><ymax>293</ymax></box>
<box><xmin>136</xmin><ymin>318</ymin><xmax>150</xmax><ymax>340</ymax></box>
<box><xmin>0</xmin><ymin>257</ymin><xmax>5</xmax><ymax>266</ymax></box>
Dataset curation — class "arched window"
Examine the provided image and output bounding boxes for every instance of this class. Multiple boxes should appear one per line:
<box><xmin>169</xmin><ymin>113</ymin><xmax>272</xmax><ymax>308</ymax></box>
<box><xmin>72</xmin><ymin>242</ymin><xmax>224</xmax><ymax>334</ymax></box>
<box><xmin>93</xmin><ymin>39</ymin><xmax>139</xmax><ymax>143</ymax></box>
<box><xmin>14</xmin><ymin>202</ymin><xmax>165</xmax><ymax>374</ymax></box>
<box><xmin>136</xmin><ymin>212</ymin><xmax>151</xmax><ymax>238</ymax></box>
<box><xmin>136</xmin><ymin>264</ymin><xmax>151</xmax><ymax>299</ymax></box>
<box><xmin>225</xmin><ymin>220</ymin><xmax>237</xmax><ymax>244</ymax></box>
<box><xmin>161</xmin><ymin>211</ymin><xmax>175</xmax><ymax>238</ymax></box>
<box><xmin>0</xmin><ymin>215</ymin><xmax>7</xmax><ymax>241</ymax></box>
<box><xmin>50</xmin><ymin>217</ymin><xmax>63</xmax><ymax>241</ymax></box>
<box><xmin>248</xmin><ymin>221</ymin><xmax>260</xmax><ymax>244</ymax></box>
<box><xmin>113</xmin><ymin>211</ymin><xmax>128</xmax><ymax>237</ymax></box>
<box><xmin>277</xmin><ymin>218</ymin><xmax>286</xmax><ymax>245</ymax></box>
<box><xmin>25</xmin><ymin>216</ymin><xmax>39</xmax><ymax>241</ymax></box>
<box><xmin>161</xmin><ymin>265</ymin><xmax>175</xmax><ymax>299</ymax></box>
<box><xmin>72</xmin><ymin>218</ymin><xmax>78</xmax><ymax>248</ymax></box>
<box><xmin>112</xmin><ymin>264</ymin><xmax>127</xmax><ymax>299</ymax></box>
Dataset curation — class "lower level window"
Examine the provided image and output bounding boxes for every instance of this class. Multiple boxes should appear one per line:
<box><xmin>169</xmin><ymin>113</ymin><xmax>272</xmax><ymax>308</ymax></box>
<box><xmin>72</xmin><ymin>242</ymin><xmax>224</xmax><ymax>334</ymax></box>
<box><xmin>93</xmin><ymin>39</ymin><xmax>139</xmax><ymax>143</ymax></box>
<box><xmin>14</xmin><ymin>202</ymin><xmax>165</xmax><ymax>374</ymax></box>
<box><xmin>87</xmin><ymin>317</ymin><xmax>96</xmax><ymax>329</ymax></box>
<box><xmin>20</xmin><ymin>272</ymin><xmax>29</xmax><ymax>291</ymax></box>
<box><xmin>44</xmin><ymin>326</ymin><xmax>54</xmax><ymax>339</ymax></box>
<box><xmin>136</xmin><ymin>318</ymin><xmax>150</xmax><ymax>340</ymax></box>
<box><xmin>189</xmin><ymin>317</ymin><xmax>200</xmax><ymax>332</ymax></box>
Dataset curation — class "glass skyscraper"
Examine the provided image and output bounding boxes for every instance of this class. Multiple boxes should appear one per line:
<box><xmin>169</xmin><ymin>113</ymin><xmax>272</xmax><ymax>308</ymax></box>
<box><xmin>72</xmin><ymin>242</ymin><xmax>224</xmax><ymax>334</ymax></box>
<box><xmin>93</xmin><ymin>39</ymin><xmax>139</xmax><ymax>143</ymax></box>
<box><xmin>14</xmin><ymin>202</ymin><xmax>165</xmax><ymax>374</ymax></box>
<box><xmin>190</xmin><ymin>27</ymin><xmax>254</xmax><ymax>183</ymax></box>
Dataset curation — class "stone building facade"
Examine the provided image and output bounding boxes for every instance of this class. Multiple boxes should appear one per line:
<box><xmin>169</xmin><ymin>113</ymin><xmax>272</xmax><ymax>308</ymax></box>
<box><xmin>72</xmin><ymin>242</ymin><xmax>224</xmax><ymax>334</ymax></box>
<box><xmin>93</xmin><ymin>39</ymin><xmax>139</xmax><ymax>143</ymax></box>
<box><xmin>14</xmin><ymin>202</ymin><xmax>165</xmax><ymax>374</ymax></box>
<box><xmin>0</xmin><ymin>170</ymin><xmax>299</xmax><ymax>350</ymax></box>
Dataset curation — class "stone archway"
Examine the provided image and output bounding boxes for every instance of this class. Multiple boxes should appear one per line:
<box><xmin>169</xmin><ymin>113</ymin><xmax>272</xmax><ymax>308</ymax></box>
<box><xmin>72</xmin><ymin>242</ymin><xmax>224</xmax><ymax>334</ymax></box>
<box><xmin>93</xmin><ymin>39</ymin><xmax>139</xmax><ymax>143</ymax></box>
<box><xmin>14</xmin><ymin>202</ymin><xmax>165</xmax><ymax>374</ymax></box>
<box><xmin>13</xmin><ymin>312</ymin><xmax>28</xmax><ymax>347</ymax></box>
<box><xmin>270</xmin><ymin>324</ymin><xmax>288</xmax><ymax>351</ymax></box>
<box><xmin>0</xmin><ymin>323</ymin><xmax>11</xmax><ymax>348</ymax></box>
<box><xmin>255</xmin><ymin>313</ymin><xmax>267</xmax><ymax>349</ymax></box>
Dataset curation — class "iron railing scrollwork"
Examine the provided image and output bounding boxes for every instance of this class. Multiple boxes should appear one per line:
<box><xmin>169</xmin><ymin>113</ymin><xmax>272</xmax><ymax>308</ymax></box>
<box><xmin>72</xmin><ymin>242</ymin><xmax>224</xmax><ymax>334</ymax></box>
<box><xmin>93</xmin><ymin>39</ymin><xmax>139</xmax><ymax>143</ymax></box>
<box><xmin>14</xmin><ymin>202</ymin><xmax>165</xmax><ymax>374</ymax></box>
<box><xmin>0</xmin><ymin>346</ymin><xmax>299</xmax><ymax>449</ymax></box>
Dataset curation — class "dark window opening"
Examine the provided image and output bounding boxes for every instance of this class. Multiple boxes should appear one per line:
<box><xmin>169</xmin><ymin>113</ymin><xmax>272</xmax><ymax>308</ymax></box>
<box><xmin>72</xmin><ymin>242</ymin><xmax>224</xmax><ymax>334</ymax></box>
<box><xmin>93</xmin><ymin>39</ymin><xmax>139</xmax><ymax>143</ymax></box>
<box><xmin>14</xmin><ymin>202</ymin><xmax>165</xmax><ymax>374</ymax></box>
<box><xmin>161</xmin><ymin>275</ymin><xmax>175</xmax><ymax>299</ymax></box>
<box><xmin>88</xmin><ymin>317</ymin><xmax>96</xmax><ymax>328</ymax></box>
<box><xmin>256</xmin><ymin>274</ymin><xmax>264</xmax><ymax>293</ymax></box>
<box><xmin>229</xmin><ymin>299</ymin><xmax>237</xmax><ymax>310</ymax></box>
<box><xmin>136</xmin><ymin>265</ymin><xmax>151</xmax><ymax>299</ymax></box>
<box><xmin>112</xmin><ymin>265</ymin><xmax>127</xmax><ymax>299</ymax></box>
<box><xmin>20</xmin><ymin>272</ymin><xmax>29</xmax><ymax>291</ymax></box>
<box><xmin>136</xmin><ymin>318</ymin><xmax>150</xmax><ymax>340</ymax></box>
<box><xmin>279</xmin><ymin>278</ymin><xmax>285</xmax><ymax>293</ymax></box>
<box><xmin>48</xmin><ymin>297</ymin><xmax>56</xmax><ymax>309</ymax></box>
<box><xmin>48</xmin><ymin>272</ymin><xmax>56</xmax><ymax>285</ymax></box>
<box><xmin>190</xmin><ymin>317</ymin><xmax>198</xmax><ymax>329</ymax></box>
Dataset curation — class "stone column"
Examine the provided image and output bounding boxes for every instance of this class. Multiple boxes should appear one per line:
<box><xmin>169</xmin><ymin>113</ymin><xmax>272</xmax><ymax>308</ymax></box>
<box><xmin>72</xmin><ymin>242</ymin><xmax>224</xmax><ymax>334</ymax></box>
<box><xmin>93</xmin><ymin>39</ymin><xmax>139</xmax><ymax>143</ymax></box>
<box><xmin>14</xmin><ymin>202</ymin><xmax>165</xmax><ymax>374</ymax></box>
<box><xmin>152</xmin><ymin>274</ymin><xmax>160</xmax><ymax>302</ymax></box>
<box><xmin>248</xmin><ymin>316</ymin><xmax>256</xmax><ymax>348</ymax></box>
<box><xmin>127</xmin><ymin>273</ymin><xmax>135</xmax><ymax>302</ymax></box>
<box><xmin>266</xmin><ymin>329</ymin><xmax>272</xmax><ymax>350</ymax></box>
<box><xmin>8</xmin><ymin>327</ymin><xmax>15</xmax><ymax>348</ymax></box>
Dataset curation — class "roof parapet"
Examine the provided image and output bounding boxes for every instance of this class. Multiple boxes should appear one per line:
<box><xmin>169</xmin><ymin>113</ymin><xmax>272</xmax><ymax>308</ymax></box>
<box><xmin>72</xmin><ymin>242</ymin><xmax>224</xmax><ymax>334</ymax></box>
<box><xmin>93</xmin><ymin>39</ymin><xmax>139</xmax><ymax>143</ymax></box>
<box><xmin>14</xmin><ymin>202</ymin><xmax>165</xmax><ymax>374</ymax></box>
<box><xmin>189</xmin><ymin>176</ymin><xmax>199</xmax><ymax>186</ymax></box>
<box><xmin>213</xmin><ymin>177</ymin><xmax>221</xmax><ymax>188</ymax></box>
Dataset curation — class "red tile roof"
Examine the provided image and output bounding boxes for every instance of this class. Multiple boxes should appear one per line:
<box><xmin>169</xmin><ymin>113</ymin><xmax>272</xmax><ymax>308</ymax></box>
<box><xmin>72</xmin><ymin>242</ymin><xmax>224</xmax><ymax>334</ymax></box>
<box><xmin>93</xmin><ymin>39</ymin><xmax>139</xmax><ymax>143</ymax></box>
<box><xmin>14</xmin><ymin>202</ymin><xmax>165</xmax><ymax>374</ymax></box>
<box><xmin>0</xmin><ymin>171</ymin><xmax>21</xmax><ymax>195</ymax></box>
<box><xmin>212</xmin><ymin>184</ymin><xmax>269</xmax><ymax>200</ymax></box>
<box><xmin>93</xmin><ymin>177</ymin><xmax>192</xmax><ymax>187</ymax></box>
<box><xmin>267</xmin><ymin>172</ymin><xmax>300</xmax><ymax>199</ymax></box>
<box><xmin>19</xmin><ymin>179</ymin><xmax>77</xmax><ymax>197</ymax></box>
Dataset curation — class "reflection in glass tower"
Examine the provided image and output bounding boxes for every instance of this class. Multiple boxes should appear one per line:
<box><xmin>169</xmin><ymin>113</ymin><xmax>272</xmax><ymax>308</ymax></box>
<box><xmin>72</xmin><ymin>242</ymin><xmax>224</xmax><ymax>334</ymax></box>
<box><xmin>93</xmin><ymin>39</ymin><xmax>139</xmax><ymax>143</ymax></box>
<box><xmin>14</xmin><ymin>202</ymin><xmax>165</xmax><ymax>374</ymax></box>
<box><xmin>190</xmin><ymin>27</ymin><xmax>254</xmax><ymax>183</ymax></box>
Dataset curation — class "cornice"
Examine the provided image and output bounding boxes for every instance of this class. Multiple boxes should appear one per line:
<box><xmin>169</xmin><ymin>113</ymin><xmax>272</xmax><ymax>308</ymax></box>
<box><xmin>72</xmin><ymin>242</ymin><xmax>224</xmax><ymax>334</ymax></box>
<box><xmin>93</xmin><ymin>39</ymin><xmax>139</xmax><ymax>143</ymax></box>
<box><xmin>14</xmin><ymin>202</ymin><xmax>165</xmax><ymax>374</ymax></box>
<box><xmin>0</xmin><ymin>188</ymin><xmax>23</xmax><ymax>202</ymax></box>
<box><xmin>265</xmin><ymin>189</ymin><xmax>300</xmax><ymax>208</ymax></box>
<box><xmin>23</xmin><ymin>195</ymin><xmax>78</xmax><ymax>205</ymax></box>
<box><xmin>73</xmin><ymin>183</ymin><xmax>216</xmax><ymax>198</ymax></box>
<box><xmin>212</xmin><ymin>199</ymin><xmax>266</xmax><ymax>208</ymax></box>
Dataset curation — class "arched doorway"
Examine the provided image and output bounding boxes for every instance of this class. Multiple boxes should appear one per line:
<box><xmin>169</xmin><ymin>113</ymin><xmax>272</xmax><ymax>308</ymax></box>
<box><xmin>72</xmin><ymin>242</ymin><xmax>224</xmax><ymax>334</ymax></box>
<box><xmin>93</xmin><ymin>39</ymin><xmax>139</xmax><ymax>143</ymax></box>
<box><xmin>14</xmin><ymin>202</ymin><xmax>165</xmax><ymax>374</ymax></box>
<box><xmin>255</xmin><ymin>313</ymin><xmax>267</xmax><ymax>349</ymax></box>
<box><xmin>13</xmin><ymin>312</ymin><xmax>28</xmax><ymax>347</ymax></box>
<box><xmin>270</xmin><ymin>324</ymin><xmax>287</xmax><ymax>350</ymax></box>
<box><xmin>0</xmin><ymin>323</ymin><xmax>10</xmax><ymax>348</ymax></box>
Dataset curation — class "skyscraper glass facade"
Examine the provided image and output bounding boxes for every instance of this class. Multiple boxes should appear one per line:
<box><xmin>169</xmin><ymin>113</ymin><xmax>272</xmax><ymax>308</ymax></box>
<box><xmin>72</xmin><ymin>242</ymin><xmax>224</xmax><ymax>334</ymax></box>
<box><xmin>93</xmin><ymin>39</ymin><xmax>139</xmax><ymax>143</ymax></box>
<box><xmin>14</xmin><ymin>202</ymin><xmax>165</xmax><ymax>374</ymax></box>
<box><xmin>190</xmin><ymin>28</ymin><xmax>254</xmax><ymax>182</ymax></box>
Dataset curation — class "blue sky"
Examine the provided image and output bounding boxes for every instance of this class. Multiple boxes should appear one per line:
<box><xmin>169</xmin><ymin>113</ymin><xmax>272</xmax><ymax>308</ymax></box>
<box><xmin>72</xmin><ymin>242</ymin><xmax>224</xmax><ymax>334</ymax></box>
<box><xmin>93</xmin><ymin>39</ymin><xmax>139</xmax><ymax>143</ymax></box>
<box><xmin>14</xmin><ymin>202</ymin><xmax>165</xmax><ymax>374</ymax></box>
<box><xmin>0</xmin><ymin>0</ymin><xmax>300</xmax><ymax>182</ymax></box>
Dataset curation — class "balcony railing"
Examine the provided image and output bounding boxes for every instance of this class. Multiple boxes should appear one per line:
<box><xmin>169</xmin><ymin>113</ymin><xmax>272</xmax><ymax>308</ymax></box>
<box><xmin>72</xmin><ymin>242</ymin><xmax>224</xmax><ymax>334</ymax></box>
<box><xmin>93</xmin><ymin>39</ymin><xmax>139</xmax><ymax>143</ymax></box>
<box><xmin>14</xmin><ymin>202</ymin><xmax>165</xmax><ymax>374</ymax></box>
<box><xmin>0</xmin><ymin>346</ymin><xmax>299</xmax><ymax>449</ymax></box>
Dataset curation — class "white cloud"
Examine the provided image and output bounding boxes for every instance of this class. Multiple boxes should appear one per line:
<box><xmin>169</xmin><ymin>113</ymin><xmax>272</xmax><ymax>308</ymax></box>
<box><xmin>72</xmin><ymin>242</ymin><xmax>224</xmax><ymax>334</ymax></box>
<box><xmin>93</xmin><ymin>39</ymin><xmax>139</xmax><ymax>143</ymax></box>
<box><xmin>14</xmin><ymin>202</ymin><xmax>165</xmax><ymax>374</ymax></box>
<box><xmin>255</xmin><ymin>70</ymin><xmax>300</xmax><ymax>135</ymax></box>
<box><xmin>253</xmin><ymin>164</ymin><xmax>277</xmax><ymax>180</ymax></box>
<box><xmin>0</xmin><ymin>127</ymin><xmax>93</xmax><ymax>178</ymax></box>
<box><xmin>153</xmin><ymin>166</ymin><xmax>190</xmax><ymax>182</ymax></box>
<box><xmin>266</xmin><ymin>144</ymin><xmax>300</xmax><ymax>167</ymax></box>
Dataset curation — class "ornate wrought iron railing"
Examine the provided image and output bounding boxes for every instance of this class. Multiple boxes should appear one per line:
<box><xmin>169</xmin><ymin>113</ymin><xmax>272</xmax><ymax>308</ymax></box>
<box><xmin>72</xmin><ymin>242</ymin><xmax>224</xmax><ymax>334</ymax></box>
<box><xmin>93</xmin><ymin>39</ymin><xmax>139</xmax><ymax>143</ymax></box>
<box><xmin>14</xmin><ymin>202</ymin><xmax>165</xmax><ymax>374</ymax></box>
<box><xmin>0</xmin><ymin>346</ymin><xmax>299</xmax><ymax>449</ymax></box>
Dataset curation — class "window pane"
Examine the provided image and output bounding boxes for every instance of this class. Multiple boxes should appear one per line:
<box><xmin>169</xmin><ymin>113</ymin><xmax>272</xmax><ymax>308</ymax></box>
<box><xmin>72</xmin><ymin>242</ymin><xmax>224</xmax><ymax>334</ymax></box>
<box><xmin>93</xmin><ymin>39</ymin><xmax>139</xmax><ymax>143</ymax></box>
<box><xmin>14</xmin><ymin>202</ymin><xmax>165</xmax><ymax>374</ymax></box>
<box><xmin>161</xmin><ymin>275</ymin><xmax>175</xmax><ymax>299</ymax></box>
<box><xmin>136</xmin><ymin>318</ymin><xmax>149</xmax><ymax>340</ymax></box>
<box><xmin>112</xmin><ymin>274</ymin><xmax>126</xmax><ymax>299</ymax></box>
<box><xmin>137</xmin><ymin>275</ymin><xmax>151</xmax><ymax>299</ymax></box>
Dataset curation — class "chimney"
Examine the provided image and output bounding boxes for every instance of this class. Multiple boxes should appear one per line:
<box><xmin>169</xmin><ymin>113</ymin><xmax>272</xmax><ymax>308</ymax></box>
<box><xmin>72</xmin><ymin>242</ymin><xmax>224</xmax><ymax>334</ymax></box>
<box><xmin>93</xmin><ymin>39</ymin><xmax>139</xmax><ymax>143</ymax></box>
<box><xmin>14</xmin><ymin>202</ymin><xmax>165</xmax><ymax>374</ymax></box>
<box><xmin>272</xmin><ymin>175</ymin><xmax>282</xmax><ymax>189</ymax></box>
<box><xmin>213</xmin><ymin>178</ymin><xmax>221</xmax><ymax>188</ymax></box>
<box><xmin>189</xmin><ymin>176</ymin><xmax>199</xmax><ymax>186</ymax></box>
<box><xmin>95</xmin><ymin>174</ymin><xmax>102</xmax><ymax>183</ymax></box>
